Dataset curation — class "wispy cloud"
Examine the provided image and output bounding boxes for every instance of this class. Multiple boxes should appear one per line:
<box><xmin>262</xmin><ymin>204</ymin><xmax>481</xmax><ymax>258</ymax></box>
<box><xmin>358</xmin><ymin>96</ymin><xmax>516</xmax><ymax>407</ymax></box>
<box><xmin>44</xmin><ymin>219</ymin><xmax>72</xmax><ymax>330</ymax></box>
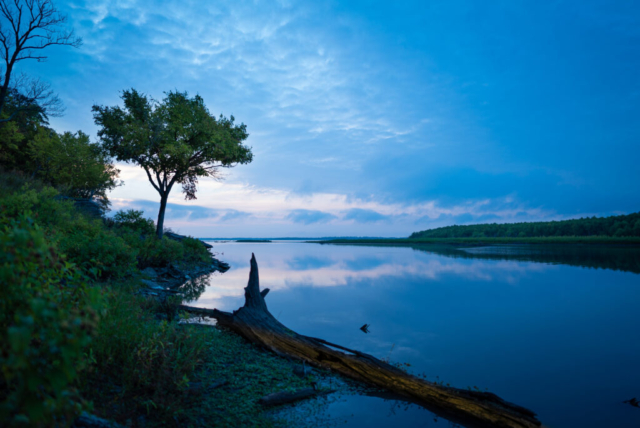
<box><xmin>287</xmin><ymin>209</ymin><xmax>337</xmax><ymax>225</ymax></box>
<box><xmin>41</xmin><ymin>0</ymin><xmax>640</xmax><ymax>237</ymax></box>
<box><xmin>344</xmin><ymin>208</ymin><xmax>390</xmax><ymax>223</ymax></box>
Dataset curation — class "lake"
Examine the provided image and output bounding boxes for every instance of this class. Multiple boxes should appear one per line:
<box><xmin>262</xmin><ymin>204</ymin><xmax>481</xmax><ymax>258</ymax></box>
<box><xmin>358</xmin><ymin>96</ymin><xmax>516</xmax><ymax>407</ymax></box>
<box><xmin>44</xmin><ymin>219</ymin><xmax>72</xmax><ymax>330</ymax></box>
<box><xmin>190</xmin><ymin>241</ymin><xmax>640</xmax><ymax>428</ymax></box>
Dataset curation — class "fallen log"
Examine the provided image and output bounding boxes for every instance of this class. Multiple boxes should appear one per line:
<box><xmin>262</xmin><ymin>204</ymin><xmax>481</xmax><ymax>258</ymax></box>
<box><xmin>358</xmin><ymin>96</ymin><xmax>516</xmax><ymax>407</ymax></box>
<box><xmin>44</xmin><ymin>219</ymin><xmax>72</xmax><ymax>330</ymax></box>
<box><xmin>180</xmin><ymin>254</ymin><xmax>541</xmax><ymax>428</ymax></box>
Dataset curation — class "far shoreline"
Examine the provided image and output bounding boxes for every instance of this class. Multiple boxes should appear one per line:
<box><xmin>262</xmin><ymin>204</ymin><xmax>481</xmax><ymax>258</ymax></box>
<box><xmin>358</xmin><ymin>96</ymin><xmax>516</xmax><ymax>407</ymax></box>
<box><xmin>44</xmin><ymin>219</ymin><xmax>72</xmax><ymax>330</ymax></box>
<box><xmin>312</xmin><ymin>236</ymin><xmax>640</xmax><ymax>246</ymax></box>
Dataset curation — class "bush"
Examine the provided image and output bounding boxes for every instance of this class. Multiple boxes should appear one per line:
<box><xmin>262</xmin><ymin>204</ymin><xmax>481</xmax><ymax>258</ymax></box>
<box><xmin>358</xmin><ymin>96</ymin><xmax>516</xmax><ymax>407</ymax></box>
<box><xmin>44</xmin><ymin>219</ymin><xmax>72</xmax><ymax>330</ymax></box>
<box><xmin>27</xmin><ymin>128</ymin><xmax>119</xmax><ymax>208</ymax></box>
<box><xmin>56</xmin><ymin>218</ymin><xmax>138</xmax><ymax>280</ymax></box>
<box><xmin>110</xmin><ymin>209</ymin><xmax>155</xmax><ymax>236</ymax></box>
<box><xmin>85</xmin><ymin>288</ymin><xmax>207</xmax><ymax>422</ymax></box>
<box><xmin>0</xmin><ymin>215</ymin><xmax>102</xmax><ymax>427</ymax></box>
<box><xmin>0</xmin><ymin>183</ymin><xmax>138</xmax><ymax>280</ymax></box>
<box><xmin>181</xmin><ymin>237</ymin><xmax>211</xmax><ymax>265</ymax></box>
<box><xmin>0</xmin><ymin>185</ymin><xmax>74</xmax><ymax>229</ymax></box>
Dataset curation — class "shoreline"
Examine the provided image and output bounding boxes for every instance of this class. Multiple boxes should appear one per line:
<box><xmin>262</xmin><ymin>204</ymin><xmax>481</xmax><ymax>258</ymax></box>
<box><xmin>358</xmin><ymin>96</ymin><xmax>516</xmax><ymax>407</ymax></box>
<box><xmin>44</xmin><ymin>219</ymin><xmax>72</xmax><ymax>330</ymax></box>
<box><xmin>84</xmin><ymin>255</ymin><xmax>346</xmax><ymax>427</ymax></box>
<box><xmin>313</xmin><ymin>236</ymin><xmax>640</xmax><ymax>246</ymax></box>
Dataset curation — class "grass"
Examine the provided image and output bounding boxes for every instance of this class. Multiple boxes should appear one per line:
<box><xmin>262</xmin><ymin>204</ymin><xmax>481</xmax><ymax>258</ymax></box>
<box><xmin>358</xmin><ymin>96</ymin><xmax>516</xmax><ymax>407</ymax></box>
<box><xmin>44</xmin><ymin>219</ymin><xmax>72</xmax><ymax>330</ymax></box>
<box><xmin>314</xmin><ymin>236</ymin><xmax>640</xmax><ymax>246</ymax></box>
<box><xmin>175</xmin><ymin>324</ymin><xmax>321</xmax><ymax>428</ymax></box>
<box><xmin>80</xmin><ymin>281</ymin><xmax>324</xmax><ymax>428</ymax></box>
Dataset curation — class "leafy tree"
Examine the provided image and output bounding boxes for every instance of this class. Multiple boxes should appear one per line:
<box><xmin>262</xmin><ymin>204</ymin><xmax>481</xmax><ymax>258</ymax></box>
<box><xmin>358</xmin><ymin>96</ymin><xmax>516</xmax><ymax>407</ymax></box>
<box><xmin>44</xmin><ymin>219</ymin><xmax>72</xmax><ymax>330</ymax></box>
<box><xmin>27</xmin><ymin>127</ymin><xmax>120</xmax><ymax>208</ymax></box>
<box><xmin>93</xmin><ymin>89</ymin><xmax>253</xmax><ymax>238</ymax></box>
<box><xmin>0</xmin><ymin>0</ymin><xmax>82</xmax><ymax>123</ymax></box>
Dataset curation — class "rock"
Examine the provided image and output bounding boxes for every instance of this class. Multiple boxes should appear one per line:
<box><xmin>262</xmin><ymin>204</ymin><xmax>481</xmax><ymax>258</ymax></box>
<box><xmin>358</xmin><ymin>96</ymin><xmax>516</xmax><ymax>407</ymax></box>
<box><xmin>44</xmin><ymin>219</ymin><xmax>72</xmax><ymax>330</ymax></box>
<box><xmin>212</xmin><ymin>259</ymin><xmax>230</xmax><ymax>272</ymax></box>
<box><xmin>141</xmin><ymin>279</ymin><xmax>165</xmax><ymax>290</ymax></box>
<box><xmin>142</xmin><ymin>267</ymin><xmax>158</xmax><ymax>278</ymax></box>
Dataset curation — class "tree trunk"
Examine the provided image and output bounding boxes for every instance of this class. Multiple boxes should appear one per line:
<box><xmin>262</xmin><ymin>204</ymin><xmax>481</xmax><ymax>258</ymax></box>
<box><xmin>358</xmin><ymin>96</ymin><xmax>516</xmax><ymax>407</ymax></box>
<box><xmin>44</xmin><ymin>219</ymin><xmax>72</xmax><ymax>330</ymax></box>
<box><xmin>156</xmin><ymin>193</ymin><xmax>168</xmax><ymax>239</ymax></box>
<box><xmin>180</xmin><ymin>254</ymin><xmax>541</xmax><ymax>428</ymax></box>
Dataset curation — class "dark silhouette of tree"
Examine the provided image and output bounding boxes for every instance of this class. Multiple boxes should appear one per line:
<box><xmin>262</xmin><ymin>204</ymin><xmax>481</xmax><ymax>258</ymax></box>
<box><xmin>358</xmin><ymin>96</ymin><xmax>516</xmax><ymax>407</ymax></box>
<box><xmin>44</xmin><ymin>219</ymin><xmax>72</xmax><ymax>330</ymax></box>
<box><xmin>93</xmin><ymin>89</ymin><xmax>253</xmax><ymax>239</ymax></box>
<box><xmin>410</xmin><ymin>212</ymin><xmax>640</xmax><ymax>239</ymax></box>
<box><xmin>0</xmin><ymin>0</ymin><xmax>82</xmax><ymax>123</ymax></box>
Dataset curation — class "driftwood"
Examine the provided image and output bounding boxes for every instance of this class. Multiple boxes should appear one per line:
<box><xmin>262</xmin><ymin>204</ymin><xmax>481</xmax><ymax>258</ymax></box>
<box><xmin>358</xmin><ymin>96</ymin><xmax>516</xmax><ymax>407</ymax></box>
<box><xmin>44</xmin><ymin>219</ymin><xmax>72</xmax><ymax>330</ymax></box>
<box><xmin>180</xmin><ymin>254</ymin><xmax>541</xmax><ymax>428</ymax></box>
<box><xmin>258</xmin><ymin>388</ymin><xmax>334</xmax><ymax>407</ymax></box>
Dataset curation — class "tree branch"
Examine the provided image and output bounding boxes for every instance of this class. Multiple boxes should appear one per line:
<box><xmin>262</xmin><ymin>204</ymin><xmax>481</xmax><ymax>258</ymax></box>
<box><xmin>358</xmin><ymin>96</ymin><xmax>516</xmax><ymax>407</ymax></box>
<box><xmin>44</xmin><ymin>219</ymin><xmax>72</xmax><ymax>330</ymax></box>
<box><xmin>142</xmin><ymin>165</ymin><xmax>161</xmax><ymax>193</ymax></box>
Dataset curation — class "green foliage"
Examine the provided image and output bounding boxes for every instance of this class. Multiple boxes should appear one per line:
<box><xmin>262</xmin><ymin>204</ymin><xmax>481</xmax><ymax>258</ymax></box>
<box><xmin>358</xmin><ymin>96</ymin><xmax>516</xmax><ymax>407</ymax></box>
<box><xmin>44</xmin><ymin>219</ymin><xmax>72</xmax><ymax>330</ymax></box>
<box><xmin>84</xmin><ymin>288</ymin><xmax>208</xmax><ymax>423</ymax></box>
<box><xmin>111</xmin><ymin>209</ymin><xmax>155</xmax><ymax>235</ymax></box>
<box><xmin>181</xmin><ymin>237</ymin><xmax>212</xmax><ymax>266</ymax></box>
<box><xmin>56</xmin><ymin>219</ymin><xmax>138</xmax><ymax>280</ymax></box>
<box><xmin>0</xmin><ymin>215</ymin><xmax>101</xmax><ymax>427</ymax></box>
<box><xmin>0</xmin><ymin>121</ymin><xmax>25</xmax><ymax>166</ymax></box>
<box><xmin>410</xmin><ymin>212</ymin><xmax>640</xmax><ymax>239</ymax></box>
<box><xmin>27</xmin><ymin>128</ymin><xmax>120</xmax><ymax>207</ymax></box>
<box><xmin>0</xmin><ymin>184</ymin><xmax>138</xmax><ymax>280</ymax></box>
<box><xmin>0</xmin><ymin>173</ymin><xmax>220</xmax><ymax>426</ymax></box>
<box><xmin>93</xmin><ymin>89</ymin><xmax>252</xmax><ymax>236</ymax></box>
<box><xmin>122</xmin><ymin>234</ymin><xmax>184</xmax><ymax>269</ymax></box>
<box><xmin>0</xmin><ymin>180</ymin><xmax>213</xmax><ymax>280</ymax></box>
<box><xmin>0</xmin><ymin>184</ymin><xmax>74</xmax><ymax>228</ymax></box>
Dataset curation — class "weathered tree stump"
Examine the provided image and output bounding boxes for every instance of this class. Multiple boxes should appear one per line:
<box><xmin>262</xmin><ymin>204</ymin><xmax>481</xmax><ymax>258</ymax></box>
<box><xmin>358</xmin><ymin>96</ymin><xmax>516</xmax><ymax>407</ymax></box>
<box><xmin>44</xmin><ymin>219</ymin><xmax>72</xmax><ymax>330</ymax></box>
<box><xmin>180</xmin><ymin>254</ymin><xmax>541</xmax><ymax>428</ymax></box>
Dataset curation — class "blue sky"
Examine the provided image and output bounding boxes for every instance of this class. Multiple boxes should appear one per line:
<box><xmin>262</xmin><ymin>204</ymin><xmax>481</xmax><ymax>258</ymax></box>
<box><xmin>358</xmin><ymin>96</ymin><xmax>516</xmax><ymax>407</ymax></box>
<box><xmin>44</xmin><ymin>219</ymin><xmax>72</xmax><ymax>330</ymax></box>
<box><xmin>24</xmin><ymin>0</ymin><xmax>640</xmax><ymax>237</ymax></box>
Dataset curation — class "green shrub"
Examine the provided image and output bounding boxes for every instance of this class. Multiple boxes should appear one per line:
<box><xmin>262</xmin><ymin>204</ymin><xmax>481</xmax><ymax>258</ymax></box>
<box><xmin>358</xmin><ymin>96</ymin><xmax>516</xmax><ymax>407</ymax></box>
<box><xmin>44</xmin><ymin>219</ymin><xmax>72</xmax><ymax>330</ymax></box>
<box><xmin>110</xmin><ymin>209</ymin><xmax>155</xmax><ymax>235</ymax></box>
<box><xmin>56</xmin><ymin>218</ymin><xmax>138</xmax><ymax>280</ymax></box>
<box><xmin>116</xmin><ymin>233</ymin><xmax>184</xmax><ymax>269</ymax></box>
<box><xmin>0</xmin><ymin>215</ymin><xmax>102</xmax><ymax>427</ymax></box>
<box><xmin>27</xmin><ymin>128</ymin><xmax>119</xmax><ymax>208</ymax></box>
<box><xmin>0</xmin><ymin>185</ymin><xmax>74</xmax><ymax>229</ymax></box>
<box><xmin>181</xmin><ymin>237</ymin><xmax>211</xmax><ymax>265</ymax></box>
<box><xmin>85</xmin><ymin>288</ymin><xmax>207</xmax><ymax>422</ymax></box>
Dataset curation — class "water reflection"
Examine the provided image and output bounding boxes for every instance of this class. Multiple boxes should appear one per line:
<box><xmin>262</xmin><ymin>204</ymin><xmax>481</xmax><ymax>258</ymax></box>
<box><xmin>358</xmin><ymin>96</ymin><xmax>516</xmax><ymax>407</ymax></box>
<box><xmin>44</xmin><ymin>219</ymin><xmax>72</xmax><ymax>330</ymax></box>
<box><xmin>194</xmin><ymin>241</ymin><xmax>640</xmax><ymax>428</ymax></box>
<box><xmin>178</xmin><ymin>273</ymin><xmax>211</xmax><ymax>302</ymax></box>
<box><xmin>191</xmin><ymin>243</ymin><xmax>558</xmax><ymax>310</ymax></box>
<box><xmin>403</xmin><ymin>243</ymin><xmax>640</xmax><ymax>274</ymax></box>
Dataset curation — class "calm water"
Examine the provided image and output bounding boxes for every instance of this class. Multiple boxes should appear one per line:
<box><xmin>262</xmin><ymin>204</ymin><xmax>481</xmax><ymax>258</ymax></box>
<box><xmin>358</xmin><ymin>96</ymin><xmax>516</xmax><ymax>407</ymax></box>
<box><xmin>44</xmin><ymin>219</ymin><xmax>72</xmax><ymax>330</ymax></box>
<box><xmin>191</xmin><ymin>241</ymin><xmax>640</xmax><ymax>428</ymax></box>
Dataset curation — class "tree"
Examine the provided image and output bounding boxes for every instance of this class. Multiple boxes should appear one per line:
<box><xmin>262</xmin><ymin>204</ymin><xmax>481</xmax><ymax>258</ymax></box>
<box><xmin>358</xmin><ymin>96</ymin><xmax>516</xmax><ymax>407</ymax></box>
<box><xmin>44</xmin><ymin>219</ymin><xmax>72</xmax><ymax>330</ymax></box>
<box><xmin>93</xmin><ymin>89</ymin><xmax>253</xmax><ymax>238</ymax></box>
<box><xmin>0</xmin><ymin>0</ymin><xmax>81</xmax><ymax>123</ymax></box>
<box><xmin>27</xmin><ymin>127</ymin><xmax>120</xmax><ymax>209</ymax></box>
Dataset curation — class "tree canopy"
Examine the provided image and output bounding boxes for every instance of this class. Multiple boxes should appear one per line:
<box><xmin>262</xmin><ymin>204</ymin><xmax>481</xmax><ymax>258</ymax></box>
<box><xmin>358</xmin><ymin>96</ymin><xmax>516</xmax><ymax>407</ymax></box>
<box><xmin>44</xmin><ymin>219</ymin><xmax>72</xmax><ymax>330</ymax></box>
<box><xmin>27</xmin><ymin>128</ymin><xmax>120</xmax><ymax>207</ymax></box>
<box><xmin>93</xmin><ymin>89</ymin><xmax>253</xmax><ymax>238</ymax></box>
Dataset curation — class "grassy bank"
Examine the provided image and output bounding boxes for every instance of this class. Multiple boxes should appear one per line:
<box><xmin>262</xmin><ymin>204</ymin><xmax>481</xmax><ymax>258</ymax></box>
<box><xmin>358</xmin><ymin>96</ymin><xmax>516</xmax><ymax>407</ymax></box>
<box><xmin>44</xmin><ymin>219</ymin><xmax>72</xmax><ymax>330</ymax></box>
<box><xmin>314</xmin><ymin>236</ymin><xmax>640</xmax><ymax>246</ymax></box>
<box><xmin>0</xmin><ymin>172</ymin><xmax>318</xmax><ymax>427</ymax></box>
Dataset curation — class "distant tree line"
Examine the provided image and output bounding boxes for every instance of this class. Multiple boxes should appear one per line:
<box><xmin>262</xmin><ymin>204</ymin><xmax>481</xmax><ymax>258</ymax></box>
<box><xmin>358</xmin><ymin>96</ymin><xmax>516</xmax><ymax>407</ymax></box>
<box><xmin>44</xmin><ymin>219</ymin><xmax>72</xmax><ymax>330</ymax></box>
<box><xmin>410</xmin><ymin>212</ymin><xmax>640</xmax><ymax>239</ymax></box>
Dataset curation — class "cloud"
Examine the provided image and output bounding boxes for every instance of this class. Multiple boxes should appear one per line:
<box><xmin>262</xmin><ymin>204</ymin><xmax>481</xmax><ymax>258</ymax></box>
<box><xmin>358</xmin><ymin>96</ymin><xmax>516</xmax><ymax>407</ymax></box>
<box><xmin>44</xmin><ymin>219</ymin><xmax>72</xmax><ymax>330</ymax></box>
<box><xmin>343</xmin><ymin>208</ymin><xmax>390</xmax><ymax>223</ymax></box>
<box><xmin>219</xmin><ymin>209</ymin><xmax>252</xmax><ymax>222</ymax></box>
<box><xmin>46</xmin><ymin>0</ymin><xmax>640</xmax><ymax>236</ymax></box>
<box><xmin>287</xmin><ymin>209</ymin><xmax>337</xmax><ymax>224</ymax></box>
<box><xmin>111</xmin><ymin>199</ymin><xmax>220</xmax><ymax>221</ymax></box>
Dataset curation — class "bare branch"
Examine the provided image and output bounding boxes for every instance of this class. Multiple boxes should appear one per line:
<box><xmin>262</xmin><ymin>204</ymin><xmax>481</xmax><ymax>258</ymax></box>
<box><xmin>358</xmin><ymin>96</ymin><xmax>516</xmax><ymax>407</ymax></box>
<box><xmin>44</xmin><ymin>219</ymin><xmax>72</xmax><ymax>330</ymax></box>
<box><xmin>0</xmin><ymin>0</ymin><xmax>81</xmax><ymax>119</ymax></box>
<box><xmin>0</xmin><ymin>72</ymin><xmax>62</xmax><ymax>123</ymax></box>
